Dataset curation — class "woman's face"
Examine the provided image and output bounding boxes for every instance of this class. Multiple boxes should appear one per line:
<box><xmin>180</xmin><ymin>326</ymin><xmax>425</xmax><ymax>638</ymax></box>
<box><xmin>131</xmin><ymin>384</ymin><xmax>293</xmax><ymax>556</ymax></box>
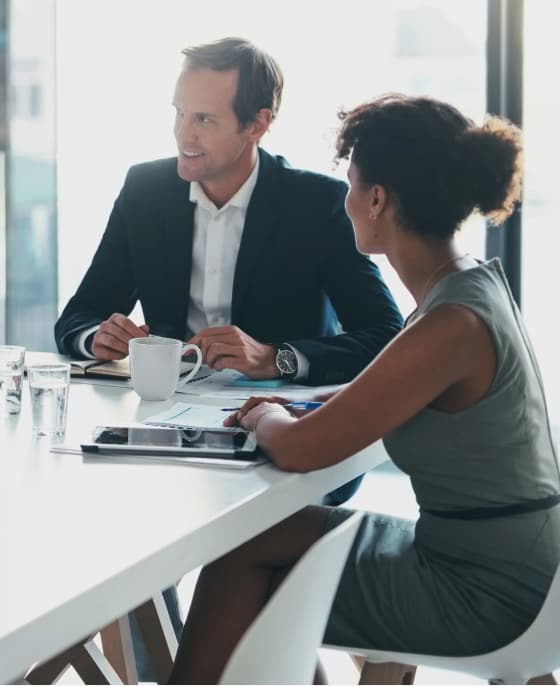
<box><xmin>345</xmin><ymin>161</ymin><xmax>379</xmax><ymax>254</ymax></box>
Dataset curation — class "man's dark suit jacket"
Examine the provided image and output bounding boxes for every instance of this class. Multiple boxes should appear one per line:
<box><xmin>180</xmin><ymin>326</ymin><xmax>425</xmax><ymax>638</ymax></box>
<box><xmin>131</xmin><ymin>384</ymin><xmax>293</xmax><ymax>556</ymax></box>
<box><xmin>55</xmin><ymin>148</ymin><xmax>403</xmax><ymax>386</ymax></box>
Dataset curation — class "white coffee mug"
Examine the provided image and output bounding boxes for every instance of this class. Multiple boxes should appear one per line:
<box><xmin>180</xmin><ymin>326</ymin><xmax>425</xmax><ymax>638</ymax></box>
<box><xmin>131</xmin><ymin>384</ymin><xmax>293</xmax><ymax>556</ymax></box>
<box><xmin>129</xmin><ymin>337</ymin><xmax>202</xmax><ymax>401</ymax></box>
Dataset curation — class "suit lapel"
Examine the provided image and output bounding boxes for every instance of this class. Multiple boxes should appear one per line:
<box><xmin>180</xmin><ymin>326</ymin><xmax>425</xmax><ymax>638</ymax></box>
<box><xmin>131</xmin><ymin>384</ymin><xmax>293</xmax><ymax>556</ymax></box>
<box><xmin>161</xmin><ymin>174</ymin><xmax>195</xmax><ymax>337</ymax></box>
<box><xmin>231</xmin><ymin>150</ymin><xmax>281</xmax><ymax>322</ymax></box>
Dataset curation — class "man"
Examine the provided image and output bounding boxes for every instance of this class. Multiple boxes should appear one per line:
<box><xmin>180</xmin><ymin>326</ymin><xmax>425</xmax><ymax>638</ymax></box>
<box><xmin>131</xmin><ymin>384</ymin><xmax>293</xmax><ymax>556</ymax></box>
<box><xmin>54</xmin><ymin>37</ymin><xmax>402</xmax><ymax>678</ymax></box>
<box><xmin>55</xmin><ymin>37</ymin><xmax>402</xmax><ymax>388</ymax></box>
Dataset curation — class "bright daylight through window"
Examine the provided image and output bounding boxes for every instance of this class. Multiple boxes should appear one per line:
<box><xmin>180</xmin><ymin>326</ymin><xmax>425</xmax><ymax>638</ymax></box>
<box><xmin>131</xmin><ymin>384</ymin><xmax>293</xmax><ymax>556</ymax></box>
<box><xmin>4</xmin><ymin>0</ymin><xmax>558</xmax><ymax>423</ymax></box>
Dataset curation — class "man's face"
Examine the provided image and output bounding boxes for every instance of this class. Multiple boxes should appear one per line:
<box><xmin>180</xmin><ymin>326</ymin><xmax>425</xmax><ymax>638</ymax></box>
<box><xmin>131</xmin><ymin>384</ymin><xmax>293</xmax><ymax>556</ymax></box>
<box><xmin>172</xmin><ymin>66</ymin><xmax>259</xmax><ymax>203</ymax></box>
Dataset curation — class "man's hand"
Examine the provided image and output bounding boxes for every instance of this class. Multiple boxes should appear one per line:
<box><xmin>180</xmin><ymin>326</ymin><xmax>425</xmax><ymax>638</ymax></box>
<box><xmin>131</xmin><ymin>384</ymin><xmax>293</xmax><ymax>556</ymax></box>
<box><xmin>188</xmin><ymin>325</ymin><xmax>277</xmax><ymax>378</ymax></box>
<box><xmin>91</xmin><ymin>313</ymin><xmax>149</xmax><ymax>360</ymax></box>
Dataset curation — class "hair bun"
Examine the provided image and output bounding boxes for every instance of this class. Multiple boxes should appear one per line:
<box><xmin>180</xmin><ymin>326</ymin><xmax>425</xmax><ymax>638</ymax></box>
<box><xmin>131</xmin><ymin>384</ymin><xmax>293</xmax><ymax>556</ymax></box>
<box><xmin>457</xmin><ymin>115</ymin><xmax>523</xmax><ymax>225</ymax></box>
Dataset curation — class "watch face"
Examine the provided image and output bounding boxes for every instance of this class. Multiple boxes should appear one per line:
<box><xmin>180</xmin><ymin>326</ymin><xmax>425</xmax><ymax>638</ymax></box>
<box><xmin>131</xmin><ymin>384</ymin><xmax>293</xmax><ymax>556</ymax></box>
<box><xmin>276</xmin><ymin>348</ymin><xmax>297</xmax><ymax>376</ymax></box>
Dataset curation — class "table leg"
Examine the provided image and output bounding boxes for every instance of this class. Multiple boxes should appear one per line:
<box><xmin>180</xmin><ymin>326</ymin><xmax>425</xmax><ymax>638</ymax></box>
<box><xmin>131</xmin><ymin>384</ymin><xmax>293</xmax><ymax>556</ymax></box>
<box><xmin>25</xmin><ymin>634</ymin><xmax>122</xmax><ymax>685</ymax></box>
<box><xmin>133</xmin><ymin>594</ymin><xmax>179</xmax><ymax>684</ymax></box>
<box><xmin>100</xmin><ymin>615</ymin><xmax>138</xmax><ymax>684</ymax></box>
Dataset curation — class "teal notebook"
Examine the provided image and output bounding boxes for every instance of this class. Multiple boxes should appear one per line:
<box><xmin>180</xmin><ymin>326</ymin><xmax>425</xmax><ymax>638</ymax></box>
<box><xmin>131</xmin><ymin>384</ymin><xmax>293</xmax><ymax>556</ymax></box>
<box><xmin>231</xmin><ymin>376</ymin><xmax>286</xmax><ymax>389</ymax></box>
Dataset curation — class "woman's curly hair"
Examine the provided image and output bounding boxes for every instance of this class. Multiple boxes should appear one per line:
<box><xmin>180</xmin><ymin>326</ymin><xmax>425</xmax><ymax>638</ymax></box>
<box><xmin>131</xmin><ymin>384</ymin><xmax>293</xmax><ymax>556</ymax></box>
<box><xmin>336</xmin><ymin>94</ymin><xmax>523</xmax><ymax>238</ymax></box>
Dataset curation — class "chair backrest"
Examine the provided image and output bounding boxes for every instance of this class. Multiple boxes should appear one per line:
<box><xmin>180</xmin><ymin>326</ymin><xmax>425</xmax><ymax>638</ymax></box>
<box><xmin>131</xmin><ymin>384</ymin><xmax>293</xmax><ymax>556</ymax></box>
<box><xmin>413</xmin><ymin>557</ymin><xmax>560</xmax><ymax>683</ymax></box>
<box><xmin>330</xmin><ymin>557</ymin><xmax>560</xmax><ymax>684</ymax></box>
<box><xmin>219</xmin><ymin>511</ymin><xmax>363</xmax><ymax>685</ymax></box>
<box><xmin>485</xmin><ymin>557</ymin><xmax>560</xmax><ymax>681</ymax></box>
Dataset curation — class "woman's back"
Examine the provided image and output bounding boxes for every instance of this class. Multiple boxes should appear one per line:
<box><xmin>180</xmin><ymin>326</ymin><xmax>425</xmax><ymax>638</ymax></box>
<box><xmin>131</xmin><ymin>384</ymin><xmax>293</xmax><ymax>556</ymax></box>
<box><xmin>321</xmin><ymin>258</ymin><xmax>560</xmax><ymax>656</ymax></box>
<box><xmin>384</xmin><ymin>258</ymin><xmax>560</xmax><ymax>513</ymax></box>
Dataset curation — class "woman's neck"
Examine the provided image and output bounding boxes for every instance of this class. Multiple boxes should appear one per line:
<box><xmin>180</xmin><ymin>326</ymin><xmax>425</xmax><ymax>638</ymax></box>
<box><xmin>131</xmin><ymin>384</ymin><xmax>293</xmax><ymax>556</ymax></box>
<box><xmin>386</xmin><ymin>237</ymin><xmax>467</xmax><ymax>307</ymax></box>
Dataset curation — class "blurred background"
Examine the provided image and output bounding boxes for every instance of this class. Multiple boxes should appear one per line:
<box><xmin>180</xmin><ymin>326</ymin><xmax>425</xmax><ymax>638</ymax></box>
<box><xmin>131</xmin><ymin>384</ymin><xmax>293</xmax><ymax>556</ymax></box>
<box><xmin>0</xmin><ymin>0</ymin><xmax>557</xmax><ymax>422</ymax></box>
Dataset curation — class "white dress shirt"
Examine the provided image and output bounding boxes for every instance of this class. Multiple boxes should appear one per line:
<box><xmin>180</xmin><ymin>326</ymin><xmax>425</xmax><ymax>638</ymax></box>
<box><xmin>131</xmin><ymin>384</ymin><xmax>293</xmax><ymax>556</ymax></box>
<box><xmin>186</xmin><ymin>158</ymin><xmax>259</xmax><ymax>337</ymax></box>
<box><xmin>75</xmin><ymin>162</ymin><xmax>258</xmax><ymax>358</ymax></box>
<box><xmin>76</xmin><ymin>157</ymin><xmax>308</xmax><ymax>379</ymax></box>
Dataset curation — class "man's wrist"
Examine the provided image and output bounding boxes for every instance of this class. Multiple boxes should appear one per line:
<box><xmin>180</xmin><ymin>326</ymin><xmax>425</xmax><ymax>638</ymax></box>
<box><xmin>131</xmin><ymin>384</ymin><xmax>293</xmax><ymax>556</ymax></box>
<box><xmin>274</xmin><ymin>344</ymin><xmax>298</xmax><ymax>379</ymax></box>
<box><xmin>75</xmin><ymin>325</ymin><xmax>100</xmax><ymax>359</ymax></box>
<box><xmin>290</xmin><ymin>345</ymin><xmax>309</xmax><ymax>382</ymax></box>
<box><xmin>262</xmin><ymin>344</ymin><xmax>280</xmax><ymax>378</ymax></box>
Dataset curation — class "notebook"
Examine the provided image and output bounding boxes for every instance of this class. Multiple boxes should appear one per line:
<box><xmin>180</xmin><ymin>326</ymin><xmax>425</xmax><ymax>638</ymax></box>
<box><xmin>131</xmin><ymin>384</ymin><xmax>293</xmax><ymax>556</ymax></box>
<box><xmin>70</xmin><ymin>358</ymin><xmax>206</xmax><ymax>381</ymax></box>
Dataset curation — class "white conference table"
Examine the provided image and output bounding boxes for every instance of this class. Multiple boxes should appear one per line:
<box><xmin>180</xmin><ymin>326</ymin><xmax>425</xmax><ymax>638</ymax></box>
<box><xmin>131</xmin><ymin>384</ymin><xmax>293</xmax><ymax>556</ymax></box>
<box><xmin>0</xmin><ymin>374</ymin><xmax>388</xmax><ymax>684</ymax></box>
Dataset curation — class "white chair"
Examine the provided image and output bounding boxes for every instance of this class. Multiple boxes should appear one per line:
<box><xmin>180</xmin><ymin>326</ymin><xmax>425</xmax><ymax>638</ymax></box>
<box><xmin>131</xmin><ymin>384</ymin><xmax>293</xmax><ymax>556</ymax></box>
<box><xmin>219</xmin><ymin>511</ymin><xmax>364</xmax><ymax>685</ymax></box>
<box><xmin>325</xmin><ymin>561</ymin><xmax>560</xmax><ymax>685</ymax></box>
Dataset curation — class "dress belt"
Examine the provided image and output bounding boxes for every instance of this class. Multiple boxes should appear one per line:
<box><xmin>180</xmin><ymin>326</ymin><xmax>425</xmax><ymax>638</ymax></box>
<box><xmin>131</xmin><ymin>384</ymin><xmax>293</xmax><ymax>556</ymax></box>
<box><xmin>423</xmin><ymin>493</ymin><xmax>560</xmax><ymax>520</ymax></box>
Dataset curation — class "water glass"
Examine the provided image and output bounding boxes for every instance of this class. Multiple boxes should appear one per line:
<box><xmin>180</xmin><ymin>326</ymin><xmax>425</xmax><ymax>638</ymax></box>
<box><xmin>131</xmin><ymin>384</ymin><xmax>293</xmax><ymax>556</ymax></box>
<box><xmin>0</xmin><ymin>345</ymin><xmax>26</xmax><ymax>415</ymax></box>
<box><xmin>27</xmin><ymin>363</ymin><xmax>71</xmax><ymax>437</ymax></box>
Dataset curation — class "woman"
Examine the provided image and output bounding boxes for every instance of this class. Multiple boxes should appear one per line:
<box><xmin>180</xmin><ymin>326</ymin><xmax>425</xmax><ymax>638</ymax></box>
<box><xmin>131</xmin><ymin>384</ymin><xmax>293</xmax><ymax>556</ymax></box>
<box><xmin>169</xmin><ymin>94</ymin><xmax>560</xmax><ymax>684</ymax></box>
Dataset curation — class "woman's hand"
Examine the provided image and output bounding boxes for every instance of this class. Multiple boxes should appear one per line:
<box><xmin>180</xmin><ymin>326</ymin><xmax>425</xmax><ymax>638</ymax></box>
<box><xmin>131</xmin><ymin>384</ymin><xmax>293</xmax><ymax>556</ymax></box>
<box><xmin>239</xmin><ymin>401</ymin><xmax>292</xmax><ymax>432</ymax></box>
<box><xmin>223</xmin><ymin>395</ymin><xmax>290</xmax><ymax>427</ymax></box>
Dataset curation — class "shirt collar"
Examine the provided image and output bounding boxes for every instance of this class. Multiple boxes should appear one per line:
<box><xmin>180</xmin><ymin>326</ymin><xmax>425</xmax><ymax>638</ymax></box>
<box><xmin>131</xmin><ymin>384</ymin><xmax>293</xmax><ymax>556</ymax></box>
<box><xmin>189</xmin><ymin>155</ymin><xmax>260</xmax><ymax>213</ymax></box>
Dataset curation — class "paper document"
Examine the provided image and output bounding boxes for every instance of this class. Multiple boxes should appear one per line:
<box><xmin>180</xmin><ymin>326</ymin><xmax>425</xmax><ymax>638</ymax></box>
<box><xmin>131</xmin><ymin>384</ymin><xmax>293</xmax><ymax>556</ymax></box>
<box><xmin>176</xmin><ymin>368</ymin><xmax>341</xmax><ymax>400</ymax></box>
<box><xmin>176</xmin><ymin>369</ymin><xmax>281</xmax><ymax>397</ymax></box>
<box><xmin>143</xmin><ymin>402</ymin><xmax>239</xmax><ymax>432</ymax></box>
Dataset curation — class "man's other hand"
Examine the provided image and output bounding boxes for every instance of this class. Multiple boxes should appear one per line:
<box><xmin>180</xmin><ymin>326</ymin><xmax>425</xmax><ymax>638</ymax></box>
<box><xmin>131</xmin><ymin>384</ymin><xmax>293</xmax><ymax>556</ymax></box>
<box><xmin>92</xmin><ymin>313</ymin><xmax>149</xmax><ymax>360</ymax></box>
<box><xmin>189</xmin><ymin>325</ymin><xmax>277</xmax><ymax>378</ymax></box>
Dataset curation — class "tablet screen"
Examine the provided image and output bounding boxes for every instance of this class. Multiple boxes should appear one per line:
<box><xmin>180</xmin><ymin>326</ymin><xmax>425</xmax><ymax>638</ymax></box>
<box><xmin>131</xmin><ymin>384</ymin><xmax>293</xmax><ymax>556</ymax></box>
<box><xmin>82</xmin><ymin>425</ymin><xmax>264</xmax><ymax>465</ymax></box>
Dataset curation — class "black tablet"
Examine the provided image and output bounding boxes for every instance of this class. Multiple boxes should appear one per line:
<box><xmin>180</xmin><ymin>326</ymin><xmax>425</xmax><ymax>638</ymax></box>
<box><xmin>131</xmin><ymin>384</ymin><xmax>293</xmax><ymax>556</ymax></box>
<box><xmin>80</xmin><ymin>425</ymin><xmax>265</xmax><ymax>469</ymax></box>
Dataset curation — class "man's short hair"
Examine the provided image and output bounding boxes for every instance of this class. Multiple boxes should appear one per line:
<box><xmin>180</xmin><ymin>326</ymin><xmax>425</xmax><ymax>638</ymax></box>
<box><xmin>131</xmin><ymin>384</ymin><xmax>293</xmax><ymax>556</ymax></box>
<box><xmin>181</xmin><ymin>37</ymin><xmax>284</xmax><ymax>127</ymax></box>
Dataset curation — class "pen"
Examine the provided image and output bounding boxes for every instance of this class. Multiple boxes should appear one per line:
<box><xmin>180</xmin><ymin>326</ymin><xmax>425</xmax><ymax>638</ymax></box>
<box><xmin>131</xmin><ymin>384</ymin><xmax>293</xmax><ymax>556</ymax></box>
<box><xmin>221</xmin><ymin>401</ymin><xmax>324</xmax><ymax>412</ymax></box>
<box><xmin>285</xmin><ymin>401</ymin><xmax>324</xmax><ymax>411</ymax></box>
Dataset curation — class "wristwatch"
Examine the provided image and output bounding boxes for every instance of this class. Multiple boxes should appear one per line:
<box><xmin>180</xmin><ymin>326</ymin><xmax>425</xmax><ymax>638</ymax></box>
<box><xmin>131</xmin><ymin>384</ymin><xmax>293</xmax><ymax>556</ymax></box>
<box><xmin>275</xmin><ymin>344</ymin><xmax>298</xmax><ymax>379</ymax></box>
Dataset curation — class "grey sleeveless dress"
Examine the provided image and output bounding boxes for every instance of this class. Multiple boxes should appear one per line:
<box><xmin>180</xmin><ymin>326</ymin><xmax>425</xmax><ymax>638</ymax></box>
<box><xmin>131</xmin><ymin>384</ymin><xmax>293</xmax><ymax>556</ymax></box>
<box><xmin>323</xmin><ymin>258</ymin><xmax>560</xmax><ymax>655</ymax></box>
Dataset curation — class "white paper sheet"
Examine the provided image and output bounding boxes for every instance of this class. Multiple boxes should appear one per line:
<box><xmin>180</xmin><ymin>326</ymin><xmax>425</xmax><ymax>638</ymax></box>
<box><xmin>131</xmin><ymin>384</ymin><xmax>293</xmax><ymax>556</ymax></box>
<box><xmin>142</xmin><ymin>402</ymin><xmax>240</xmax><ymax>431</ymax></box>
<box><xmin>175</xmin><ymin>368</ymin><xmax>340</xmax><ymax>400</ymax></box>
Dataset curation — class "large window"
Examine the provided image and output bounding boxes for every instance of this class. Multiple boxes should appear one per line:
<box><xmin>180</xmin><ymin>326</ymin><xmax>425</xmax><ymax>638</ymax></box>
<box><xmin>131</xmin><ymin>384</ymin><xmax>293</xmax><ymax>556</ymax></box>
<box><xmin>522</xmin><ymin>1</ymin><xmax>560</xmax><ymax>424</ymax></box>
<box><xmin>4</xmin><ymin>0</ymin><xmax>56</xmax><ymax>350</ymax></box>
<box><xmin>20</xmin><ymin>1</ymin><xmax>560</xmax><ymax>416</ymax></box>
<box><xmin>55</xmin><ymin>0</ymin><xmax>487</xmax><ymax>322</ymax></box>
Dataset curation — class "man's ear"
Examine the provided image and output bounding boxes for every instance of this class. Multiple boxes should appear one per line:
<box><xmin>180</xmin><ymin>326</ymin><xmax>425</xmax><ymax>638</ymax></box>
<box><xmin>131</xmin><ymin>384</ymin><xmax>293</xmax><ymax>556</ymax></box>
<box><xmin>247</xmin><ymin>108</ymin><xmax>273</xmax><ymax>142</ymax></box>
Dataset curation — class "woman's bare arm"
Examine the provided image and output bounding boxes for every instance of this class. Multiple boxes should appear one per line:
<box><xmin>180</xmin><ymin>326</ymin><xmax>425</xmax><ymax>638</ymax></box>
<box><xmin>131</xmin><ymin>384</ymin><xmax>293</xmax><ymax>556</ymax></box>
<box><xmin>310</xmin><ymin>385</ymin><xmax>348</xmax><ymax>402</ymax></box>
<box><xmin>241</xmin><ymin>304</ymin><xmax>496</xmax><ymax>472</ymax></box>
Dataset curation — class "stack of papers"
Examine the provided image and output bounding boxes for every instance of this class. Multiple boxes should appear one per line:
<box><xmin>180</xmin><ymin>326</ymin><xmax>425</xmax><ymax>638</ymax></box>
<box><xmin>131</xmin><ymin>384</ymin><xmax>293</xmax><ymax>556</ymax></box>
<box><xmin>143</xmin><ymin>402</ymin><xmax>239</xmax><ymax>432</ymax></box>
<box><xmin>176</xmin><ymin>368</ymin><xmax>340</xmax><ymax>400</ymax></box>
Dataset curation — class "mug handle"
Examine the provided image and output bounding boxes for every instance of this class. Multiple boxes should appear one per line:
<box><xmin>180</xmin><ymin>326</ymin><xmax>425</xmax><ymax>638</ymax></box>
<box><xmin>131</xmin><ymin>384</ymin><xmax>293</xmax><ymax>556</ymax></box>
<box><xmin>179</xmin><ymin>343</ymin><xmax>203</xmax><ymax>383</ymax></box>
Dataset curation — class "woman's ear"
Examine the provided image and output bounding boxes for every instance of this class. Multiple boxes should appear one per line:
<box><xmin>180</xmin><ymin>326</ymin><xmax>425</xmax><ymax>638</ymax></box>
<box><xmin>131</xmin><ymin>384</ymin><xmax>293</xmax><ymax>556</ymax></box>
<box><xmin>368</xmin><ymin>185</ymin><xmax>387</xmax><ymax>220</ymax></box>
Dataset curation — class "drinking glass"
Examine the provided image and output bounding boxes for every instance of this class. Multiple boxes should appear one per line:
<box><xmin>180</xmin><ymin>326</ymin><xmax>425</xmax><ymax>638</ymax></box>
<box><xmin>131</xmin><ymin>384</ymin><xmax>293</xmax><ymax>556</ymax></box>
<box><xmin>0</xmin><ymin>345</ymin><xmax>26</xmax><ymax>415</ymax></box>
<box><xmin>27</xmin><ymin>363</ymin><xmax>71</xmax><ymax>437</ymax></box>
